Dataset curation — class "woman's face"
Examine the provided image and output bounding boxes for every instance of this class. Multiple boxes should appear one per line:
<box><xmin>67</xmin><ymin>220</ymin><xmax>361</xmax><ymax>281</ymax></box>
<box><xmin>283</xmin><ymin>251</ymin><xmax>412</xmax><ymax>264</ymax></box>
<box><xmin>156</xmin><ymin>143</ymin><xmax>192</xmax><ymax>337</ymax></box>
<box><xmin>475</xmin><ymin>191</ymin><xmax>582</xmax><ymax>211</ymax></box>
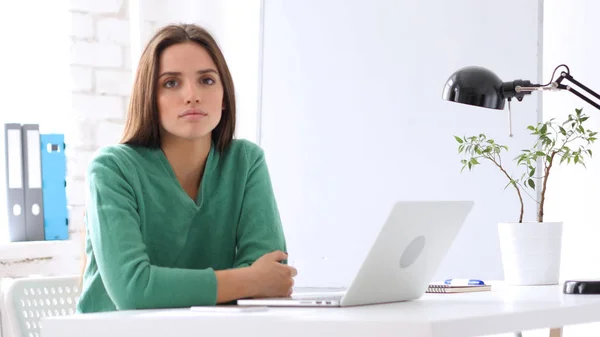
<box><xmin>156</xmin><ymin>41</ymin><xmax>224</xmax><ymax>143</ymax></box>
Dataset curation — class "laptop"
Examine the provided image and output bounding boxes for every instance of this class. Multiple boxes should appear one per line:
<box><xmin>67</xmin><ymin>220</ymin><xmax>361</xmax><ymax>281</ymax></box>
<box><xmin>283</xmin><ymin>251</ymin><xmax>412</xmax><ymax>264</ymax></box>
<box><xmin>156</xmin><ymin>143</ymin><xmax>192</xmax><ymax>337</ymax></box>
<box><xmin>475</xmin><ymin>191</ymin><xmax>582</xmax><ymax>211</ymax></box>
<box><xmin>237</xmin><ymin>200</ymin><xmax>474</xmax><ymax>307</ymax></box>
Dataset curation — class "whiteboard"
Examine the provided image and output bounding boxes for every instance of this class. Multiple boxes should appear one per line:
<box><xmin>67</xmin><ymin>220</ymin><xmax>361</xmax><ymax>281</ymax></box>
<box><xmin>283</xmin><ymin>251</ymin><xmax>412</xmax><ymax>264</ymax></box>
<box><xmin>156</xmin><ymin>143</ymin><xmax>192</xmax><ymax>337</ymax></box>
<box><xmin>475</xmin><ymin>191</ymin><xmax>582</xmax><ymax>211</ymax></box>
<box><xmin>259</xmin><ymin>0</ymin><xmax>542</xmax><ymax>287</ymax></box>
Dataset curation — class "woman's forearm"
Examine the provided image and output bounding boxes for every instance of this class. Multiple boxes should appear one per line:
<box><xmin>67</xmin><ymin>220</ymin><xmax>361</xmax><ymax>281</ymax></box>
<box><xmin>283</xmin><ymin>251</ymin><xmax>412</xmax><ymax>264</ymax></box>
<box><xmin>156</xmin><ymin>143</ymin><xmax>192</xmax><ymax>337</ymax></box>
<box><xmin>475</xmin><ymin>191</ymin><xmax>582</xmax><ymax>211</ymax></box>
<box><xmin>215</xmin><ymin>267</ymin><xmax>258</xmax><ymax>303</ymax></box>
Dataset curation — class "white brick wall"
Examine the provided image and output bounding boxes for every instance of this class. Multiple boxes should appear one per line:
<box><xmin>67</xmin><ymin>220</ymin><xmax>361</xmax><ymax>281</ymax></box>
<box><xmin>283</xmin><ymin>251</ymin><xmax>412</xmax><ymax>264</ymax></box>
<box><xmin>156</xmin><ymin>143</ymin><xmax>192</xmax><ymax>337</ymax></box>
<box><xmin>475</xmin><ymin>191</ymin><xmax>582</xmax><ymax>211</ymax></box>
<box><xmin>71</xmin><ymin>94</ymin><xmax>124</xmax><ymax>120</ymax></box>
<box><xmin>95</xmin><ymin>69</ymin><xmax>133</xmax><ymax>96</ymax></box>
<box><xmin>95</xmin><ymin>121</ymin><xmax>126</xmax><ymax>148</ymax></box>
<box><xmin>65</xmin><ymin>0</ymin><xmax>136</xmax><ymax>251</ymax></box>
<box><xmin>123</xmin><ymin>44</ymin><xmax>133</xmax><ymax>70</ymax></box>
<box><xmin>70</xmin><ymin>41</ymin><xmax>123</xmax><ymax>68</ymax></box>
<box><xmin>66</xmin><ymin>148</ymin><xmax>95</xmax><ymax>181</ymax></box>
<box><xmin>97</xmin><ymin>18</ymin><xmax>130</xmax><ymax>45</ymax></box>
<box><xmin>139</xmin><ymin>0</ymin><xmax>168</xmax><ymax>22</ymax></box>
<box><xmin>70</xmin><ymin>13</ymin><xmax>93</xmax><ymax>39</ymax></box>
<box><xmin>70</xmin><ymin>66</ymin><xmax>93</xmax><ymax>92</ymax></box>
<box><xmin>69</xmin><ymin>0</ymin><xmax>124</xmax><ymax>14</ymax></box>
<box><xmin>66</xmin><ymin>179</ymin><xmax>87</xmax><ymax>207</ymax></box>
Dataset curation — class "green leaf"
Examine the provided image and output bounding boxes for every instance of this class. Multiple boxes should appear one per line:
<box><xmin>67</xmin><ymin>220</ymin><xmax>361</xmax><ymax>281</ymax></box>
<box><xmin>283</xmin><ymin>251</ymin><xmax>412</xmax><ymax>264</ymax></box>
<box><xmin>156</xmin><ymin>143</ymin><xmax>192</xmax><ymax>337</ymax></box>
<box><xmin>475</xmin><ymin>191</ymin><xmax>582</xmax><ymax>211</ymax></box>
<box><xmin>454</xmin><ymin>136</ymin><xmax>464</xmax><ymax>144</ymax></box>
<box><xmin>535</xmin><ymin>151</ymin><xmax>545</xmax><ymax>156</ymax></box>
<box><xmin>470</xmin><ymin>158</ymin><xmax>479</xmax><ymax>165</ymax></box>
<box><xmin>588</xmin><ymin>149</ymin><xmax>593</xmax><ymax>157</ymax></box>
<box><xmin>559</xmin><ymin>126</ymin><xmax>567</xmax><ymax>135</ymax></box>
<box><xmin>528</xmin><ymin>179</ymin><xmax>535</xmax><ymax>189</ymax></box>
<box><xmin>540</xmin><ymin>124</ymin><xmax>548</xmax><ymax>135</ymax></box>
<box><xmin>529</xmin><ymin>167</ymin><xmax>535</xmax><ymax>177</ymax></box>
<box><xmin>527</xmin><ymin>125</ymin><xmax>535</xmax><ymax>131</ymax></box>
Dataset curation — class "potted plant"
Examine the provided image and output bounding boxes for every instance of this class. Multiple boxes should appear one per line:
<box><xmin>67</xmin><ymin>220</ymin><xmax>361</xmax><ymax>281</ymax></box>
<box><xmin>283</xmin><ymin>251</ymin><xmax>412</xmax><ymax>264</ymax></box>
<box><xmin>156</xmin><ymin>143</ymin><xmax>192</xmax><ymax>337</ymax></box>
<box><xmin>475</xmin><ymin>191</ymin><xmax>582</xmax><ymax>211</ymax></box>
<box><xmin>455</xmin><ymin>108</ymin><xmax>597</xmax><ymax>285</ymax></box>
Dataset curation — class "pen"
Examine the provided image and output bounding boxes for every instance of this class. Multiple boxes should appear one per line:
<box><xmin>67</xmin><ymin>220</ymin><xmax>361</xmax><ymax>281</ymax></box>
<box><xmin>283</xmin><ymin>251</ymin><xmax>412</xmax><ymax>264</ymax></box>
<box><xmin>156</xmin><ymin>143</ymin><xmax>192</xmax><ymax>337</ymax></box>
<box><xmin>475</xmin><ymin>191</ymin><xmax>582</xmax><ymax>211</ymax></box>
<box><xmin>444</xmin><ymin>278</ymin><xmax>485</xmax><ymax>286</ymax></box>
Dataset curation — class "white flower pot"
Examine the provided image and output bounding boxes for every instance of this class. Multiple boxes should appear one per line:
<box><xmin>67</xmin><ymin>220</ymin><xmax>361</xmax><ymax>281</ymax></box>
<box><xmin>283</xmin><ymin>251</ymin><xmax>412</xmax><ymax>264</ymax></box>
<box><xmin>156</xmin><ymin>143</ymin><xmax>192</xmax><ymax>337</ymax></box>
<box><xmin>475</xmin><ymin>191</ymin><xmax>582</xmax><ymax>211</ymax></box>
<box><xmin>497</xmin><ymin>221</ymin><xmax>563</xmax><ymax>285</ymax></box>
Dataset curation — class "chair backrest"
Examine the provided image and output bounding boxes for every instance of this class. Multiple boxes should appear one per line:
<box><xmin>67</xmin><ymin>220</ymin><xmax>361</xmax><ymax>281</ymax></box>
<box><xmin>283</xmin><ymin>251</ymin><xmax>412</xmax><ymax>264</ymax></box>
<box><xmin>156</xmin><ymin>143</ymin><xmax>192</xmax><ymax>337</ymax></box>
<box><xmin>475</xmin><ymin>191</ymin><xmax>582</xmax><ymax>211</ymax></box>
<box><xmin>2</xmin><ymin>275</ymin><xmax>81</xmax><ymax>337</ymax></box>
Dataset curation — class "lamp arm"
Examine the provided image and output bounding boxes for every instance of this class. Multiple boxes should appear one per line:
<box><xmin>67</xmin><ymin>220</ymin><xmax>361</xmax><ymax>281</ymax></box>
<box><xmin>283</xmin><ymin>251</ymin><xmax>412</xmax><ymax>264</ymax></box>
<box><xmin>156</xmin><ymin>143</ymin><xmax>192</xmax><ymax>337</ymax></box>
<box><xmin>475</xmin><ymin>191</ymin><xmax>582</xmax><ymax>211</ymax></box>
<box><xmin>554</xmin><ymin>71</ymin><xmax>600</xmax><ymax>110</ymax></box>
<box><xmin>514</xmin><ymin>71</ymin><xmax>600</xmax><ymax>110</ymax></box>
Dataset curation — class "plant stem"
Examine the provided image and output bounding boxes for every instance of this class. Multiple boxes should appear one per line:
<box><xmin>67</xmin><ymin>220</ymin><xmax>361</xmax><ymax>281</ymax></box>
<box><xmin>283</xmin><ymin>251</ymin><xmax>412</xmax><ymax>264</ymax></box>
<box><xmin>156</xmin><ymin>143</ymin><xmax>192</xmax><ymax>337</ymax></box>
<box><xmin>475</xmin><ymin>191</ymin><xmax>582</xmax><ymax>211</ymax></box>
<box><xmin>488</xmin><ymin>157</ymin><xmax>524</xmax><ymax>223</ymax></box>
<box><xmin>538</xmin><ymin>151</ymin><xmax>556</xmax><ymax>222</ymax></box>
<box><xmin>516</xmin><ymin>181</ymin><xmax>541</xmax><ymax>205</ymax></box>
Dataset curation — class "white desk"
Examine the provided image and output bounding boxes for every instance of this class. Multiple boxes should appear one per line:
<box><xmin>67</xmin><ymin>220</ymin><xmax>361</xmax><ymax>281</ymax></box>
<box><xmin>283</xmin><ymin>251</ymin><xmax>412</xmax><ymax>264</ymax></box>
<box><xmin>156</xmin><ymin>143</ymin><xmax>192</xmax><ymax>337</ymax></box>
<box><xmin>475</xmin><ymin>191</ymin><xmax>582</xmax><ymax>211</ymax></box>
<box><xmin>41</xmin><ymin>284</ymin><xmax>600</xmax><ymax>337</ymax></box>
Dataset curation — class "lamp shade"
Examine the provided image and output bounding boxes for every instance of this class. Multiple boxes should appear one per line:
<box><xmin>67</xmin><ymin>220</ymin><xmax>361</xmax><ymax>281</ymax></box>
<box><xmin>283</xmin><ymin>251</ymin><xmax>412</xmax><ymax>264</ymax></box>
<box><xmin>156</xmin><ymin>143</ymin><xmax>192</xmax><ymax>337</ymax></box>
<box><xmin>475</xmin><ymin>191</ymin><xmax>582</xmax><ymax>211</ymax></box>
<box><xmin>442</xmin><ymin>66</ymin><xmax>506</xmax><ymax>110</ymax></box>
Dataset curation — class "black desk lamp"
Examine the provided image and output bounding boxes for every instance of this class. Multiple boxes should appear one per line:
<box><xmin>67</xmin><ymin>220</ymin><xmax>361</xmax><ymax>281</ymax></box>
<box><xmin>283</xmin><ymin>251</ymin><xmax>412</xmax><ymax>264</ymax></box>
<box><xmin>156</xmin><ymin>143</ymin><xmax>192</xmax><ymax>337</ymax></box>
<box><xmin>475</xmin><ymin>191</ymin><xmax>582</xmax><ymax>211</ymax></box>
<box><xmin>442</xmin><ymin>64</ymin><xmax>600</xmax><ymax>136</ymax></box>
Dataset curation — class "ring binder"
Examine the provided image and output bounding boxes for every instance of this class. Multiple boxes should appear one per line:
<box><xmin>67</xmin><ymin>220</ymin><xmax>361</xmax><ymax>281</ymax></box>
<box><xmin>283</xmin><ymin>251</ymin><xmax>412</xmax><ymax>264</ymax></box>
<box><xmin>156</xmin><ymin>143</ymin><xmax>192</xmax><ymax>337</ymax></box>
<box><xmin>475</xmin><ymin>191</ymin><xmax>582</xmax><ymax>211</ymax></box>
<box><xmin>22</xmin><ymin>124</ymin><xmax>45</xmax><ymax>241</ymax></box>
<box><xmin>40</xmin><ymin>134</ymin><xmax>68</xmax><ymax>240</ymax></box>
<box><xmin>4</xmin><ymin>123</ymin><xmax>27</xmax><ymax>242</ymax></box>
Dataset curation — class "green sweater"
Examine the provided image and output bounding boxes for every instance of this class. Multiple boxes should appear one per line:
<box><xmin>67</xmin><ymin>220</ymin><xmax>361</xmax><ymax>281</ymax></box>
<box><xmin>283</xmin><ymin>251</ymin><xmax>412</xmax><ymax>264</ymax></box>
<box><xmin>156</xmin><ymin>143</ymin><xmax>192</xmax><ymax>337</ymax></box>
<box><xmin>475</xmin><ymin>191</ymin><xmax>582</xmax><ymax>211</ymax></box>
<box><xmin>76</xmin><ymin>139</ymin><xmax>286</xmax><ymax>313</ymax></box>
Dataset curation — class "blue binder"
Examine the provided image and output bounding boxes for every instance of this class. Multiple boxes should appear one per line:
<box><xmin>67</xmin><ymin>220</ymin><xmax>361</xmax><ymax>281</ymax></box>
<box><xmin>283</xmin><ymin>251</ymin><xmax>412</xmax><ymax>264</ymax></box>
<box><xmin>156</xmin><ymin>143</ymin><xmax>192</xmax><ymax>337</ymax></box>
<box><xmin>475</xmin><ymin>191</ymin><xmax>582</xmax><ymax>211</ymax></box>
<box><xmin>40</xmin><ymin>134</ymin><xmax>68</xmax><ymax>240</ymax></box>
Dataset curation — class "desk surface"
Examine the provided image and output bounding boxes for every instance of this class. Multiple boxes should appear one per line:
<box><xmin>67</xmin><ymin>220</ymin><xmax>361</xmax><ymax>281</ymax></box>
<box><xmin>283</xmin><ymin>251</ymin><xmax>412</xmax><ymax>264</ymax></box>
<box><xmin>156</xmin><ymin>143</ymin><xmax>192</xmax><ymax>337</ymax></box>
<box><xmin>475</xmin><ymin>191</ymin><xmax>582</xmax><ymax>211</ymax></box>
<box><xmin>42</xmin><ymin>284</ymin><xmax>600</xmax><ymax>337</ymax></box>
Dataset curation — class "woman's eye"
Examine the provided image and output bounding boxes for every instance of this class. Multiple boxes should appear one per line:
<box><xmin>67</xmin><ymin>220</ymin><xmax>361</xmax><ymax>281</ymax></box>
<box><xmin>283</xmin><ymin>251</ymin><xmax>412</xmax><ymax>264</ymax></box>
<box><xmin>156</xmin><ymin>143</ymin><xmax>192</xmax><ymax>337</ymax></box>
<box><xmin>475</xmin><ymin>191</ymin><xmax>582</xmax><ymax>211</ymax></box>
<box><xmin>202</xmin><ymin>78</ymin><xmax>215</xmax><ymax>85</ymax></box>
<box><xmin>164</xmin><ymin>80</ymin><xmax>178</xmax><ymax>88</ymax></box>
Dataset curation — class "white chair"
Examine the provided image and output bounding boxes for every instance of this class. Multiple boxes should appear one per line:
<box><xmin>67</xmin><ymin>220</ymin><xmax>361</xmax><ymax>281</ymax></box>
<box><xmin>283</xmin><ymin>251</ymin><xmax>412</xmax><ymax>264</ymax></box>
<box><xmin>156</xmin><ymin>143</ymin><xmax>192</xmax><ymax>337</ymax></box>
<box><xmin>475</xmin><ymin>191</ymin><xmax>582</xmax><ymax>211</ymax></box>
<box><xmin>1</xmin><ymin>275</ymin><xmax>81</xmax><ymax>337</ymax></box>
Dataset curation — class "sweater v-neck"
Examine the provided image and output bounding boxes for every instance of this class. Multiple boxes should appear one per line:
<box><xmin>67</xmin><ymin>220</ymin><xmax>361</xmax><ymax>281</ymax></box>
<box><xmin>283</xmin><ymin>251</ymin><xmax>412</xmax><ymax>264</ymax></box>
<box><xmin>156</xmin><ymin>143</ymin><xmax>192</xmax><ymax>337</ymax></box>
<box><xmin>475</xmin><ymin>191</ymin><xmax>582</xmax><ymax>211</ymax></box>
<box><xmin>156</xmin><ymin>142</ymin><xmax>216</xmax><ymax>212</ymax></box>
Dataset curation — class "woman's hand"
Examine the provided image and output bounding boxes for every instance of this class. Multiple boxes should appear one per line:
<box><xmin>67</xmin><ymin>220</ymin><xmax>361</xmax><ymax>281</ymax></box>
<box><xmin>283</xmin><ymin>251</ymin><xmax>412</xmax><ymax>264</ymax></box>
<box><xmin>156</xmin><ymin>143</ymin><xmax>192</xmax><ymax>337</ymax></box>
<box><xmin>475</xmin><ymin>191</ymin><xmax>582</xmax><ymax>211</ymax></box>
<box><xmin>249</xmin><ymin>250</ymin><xmax>297</xmax><ymax>298</ymax></box>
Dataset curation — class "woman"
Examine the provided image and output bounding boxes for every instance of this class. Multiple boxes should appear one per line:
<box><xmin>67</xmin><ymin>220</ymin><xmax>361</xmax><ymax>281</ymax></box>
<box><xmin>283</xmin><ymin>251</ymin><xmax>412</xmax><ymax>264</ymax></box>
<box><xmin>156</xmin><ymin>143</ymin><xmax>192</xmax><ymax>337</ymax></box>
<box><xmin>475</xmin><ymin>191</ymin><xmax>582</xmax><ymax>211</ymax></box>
<box><xmin>76</xmin><ymin>24</ymin><xmax>296</xmax><ymax>313</ymax></box>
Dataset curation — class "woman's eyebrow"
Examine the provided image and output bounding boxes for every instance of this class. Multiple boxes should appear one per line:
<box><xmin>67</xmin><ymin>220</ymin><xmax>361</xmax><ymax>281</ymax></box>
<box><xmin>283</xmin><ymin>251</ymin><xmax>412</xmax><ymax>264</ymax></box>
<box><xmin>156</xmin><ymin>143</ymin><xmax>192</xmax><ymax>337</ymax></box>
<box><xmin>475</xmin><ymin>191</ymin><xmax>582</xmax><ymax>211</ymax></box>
<box><xmin>158</xmin><ymin>69</ymin><xmax>218</xmax><ymax>79</ymax></box>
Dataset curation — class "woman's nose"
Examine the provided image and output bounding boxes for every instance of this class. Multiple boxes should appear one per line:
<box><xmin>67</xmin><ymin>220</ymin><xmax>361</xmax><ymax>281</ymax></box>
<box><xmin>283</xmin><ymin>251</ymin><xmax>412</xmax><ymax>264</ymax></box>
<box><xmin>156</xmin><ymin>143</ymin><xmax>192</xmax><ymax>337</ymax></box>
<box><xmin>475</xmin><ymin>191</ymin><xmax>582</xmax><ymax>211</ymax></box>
<box><xmin>184</xmin><ymin>83</ymin><xmax>201</xmax><ymax>104</ymax></box>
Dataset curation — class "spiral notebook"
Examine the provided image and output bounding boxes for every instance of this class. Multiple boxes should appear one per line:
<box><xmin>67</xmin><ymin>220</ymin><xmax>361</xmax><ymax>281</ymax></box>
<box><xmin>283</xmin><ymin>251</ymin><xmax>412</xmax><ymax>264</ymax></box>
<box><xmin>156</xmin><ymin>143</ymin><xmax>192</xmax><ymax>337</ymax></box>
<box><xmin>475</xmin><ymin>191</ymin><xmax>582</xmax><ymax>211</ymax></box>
<box><xmin>426</xmin><ymin>284</ymin><xmax>491</xmax><ymax>293</ymax></box>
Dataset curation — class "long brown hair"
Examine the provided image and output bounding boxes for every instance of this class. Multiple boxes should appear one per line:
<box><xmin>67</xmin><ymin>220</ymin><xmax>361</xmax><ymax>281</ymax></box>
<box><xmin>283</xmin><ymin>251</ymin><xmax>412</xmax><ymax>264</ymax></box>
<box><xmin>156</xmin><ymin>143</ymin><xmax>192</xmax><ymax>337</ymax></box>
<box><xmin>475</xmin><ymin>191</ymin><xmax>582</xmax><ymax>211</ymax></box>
<box><xmin>80</xmin><ymin>24</ymin><xmax>236</xmax><ymax>286</ymax></box>
<box><xmin>120</xmin><ymin>23</ymin><xmax>236</xmax><ymax>151</ymax></box>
